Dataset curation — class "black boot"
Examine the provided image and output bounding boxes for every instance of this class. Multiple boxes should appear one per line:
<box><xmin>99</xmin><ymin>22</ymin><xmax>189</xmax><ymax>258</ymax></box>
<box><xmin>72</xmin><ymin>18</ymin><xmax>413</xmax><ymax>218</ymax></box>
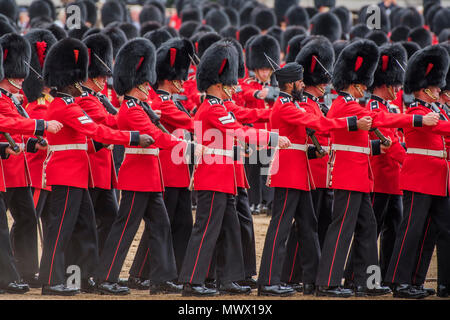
<box><xmin>219</xmin><ymin>281</ymin><xmax>251</xmax><ymax>295</ymax></box>
<box><xmin>97</xmin><ymin>282</ymin><xmax>130</xmax><ymax>295</ymax></box>
<box><xmin>392</xmin><ymin>284</ymin><xmax>428</xmax><ymax>299</ymax></box>
<box><xmin>149</xmin><ymin>281</ymin><xmax>183</xmax><ymax>295</ymax></box>
<box><xmin>258</xmin><ymin>284</ymin><xmax>295</xmax><ymax>297</ymax></box>
<box><xmin>315</xmin><ymin>286</ymin><xmax>353</xmax><ymax>298</ymax></box>
<box><xmin>437</xmin><ymin>285</ymin><xmax>449</xmax><ymax>298</ymax></box>
<box><xmin>182</xmin><ymin>283</ymin><xmax>218</xmax><ymax>297</ymax></box>
<box><xmin>0</xmin><ymin>281</ymin><xmax>30</xmax><ymax>294</ymax></box>
<box><xmin>42</xmin><ymin>284</ymin><xmax>80</xmax><ymax>296</ymax></box>
<box><xmin>354</xmin><ymin>285</ymin><xmax>391</xmax><ymax>297</ymax></box>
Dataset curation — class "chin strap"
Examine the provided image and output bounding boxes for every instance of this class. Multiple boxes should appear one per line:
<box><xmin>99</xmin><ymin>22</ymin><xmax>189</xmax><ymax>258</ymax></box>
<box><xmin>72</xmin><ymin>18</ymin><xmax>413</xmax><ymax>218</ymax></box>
<box><xmin>315</xmin><ymin>85</ymin><xmax>325</xmax><ymax>95</ymax></box>
<box><xmin>7</xmin><ymin>79</ymin><xmax>21</xmax><ymax>90</ymax></box>
<box><xmin>387</xmin><ymin>86</ymin><xmax>397</xmax><ymax>101</ymax></box>
<box><xmin>222</xmin><ymin>85</ymin><xmax>234</xmax><ymax>100</ymax></box>
<box><xmin>443</xmin><ymin>91</ymin><xmax>450</xmax><ymax>99</ymax></box>
<box><xmin>424</xmin><ymin>88</ymin><xmax>438</xmax><ymax>101</ymax></box>
<box><xmin>354</xmin><ymin>84</ymin><xmax>365</xmax><ymax>98</ymax></box>
<box><xmin>138</xmin><ymin>84</ymin><xmax>149</xmax><ymax>98</ymax></box>
<box><xmin>172</xmin><ymin>80</ymin><xmax>184</xmax><ymax>93</ymax></box>
<box><xmin>74</xmin><ymin>82</ymin><xmax>83</xmax><ymax>94</ymax></box>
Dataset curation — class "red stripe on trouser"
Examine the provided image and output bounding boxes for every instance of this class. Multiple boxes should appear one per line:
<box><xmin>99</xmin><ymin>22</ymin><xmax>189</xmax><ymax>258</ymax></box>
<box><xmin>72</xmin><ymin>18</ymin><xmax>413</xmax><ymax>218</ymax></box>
<box><xmin>138</xmin><ymin>248</ymin><xmax>150</xmax><ymax>278</ymax></box>
<box><xmin>328</xmin><ymin>192</ymin><xmax>351</xmax><ymax>287</ymax></box>
<box><xmin>33</xmin><ymin>188</ymin><xmax>41</xmax><ymax>209</ymax></box>
<box><xmin>48</xmin><ymin>187</ymin><xmax>70</xmax><ymax>285</ymax></box>
<box><xmin>391</xmin><ymin>192</ymin><xmax>414</xmax><ymax>283</ymax></box>
<box><xmin>106</xmin><ymin>192</ymin><xmax>136</xmax><ymax>281</ymax></box>
<box><xmin>190</xmin><ymin>192</ymin><xmax>215</xmax><ymax>284</ymax></box>
<box><xmin>412</xmin><ymin>216</ymin><xmax>431</xmax><ymax>284</ymax></box>
<box><xmin>288</xmin><ymin>241</ymin><xmax>299</xmax><ymax>283</ymax></box>
<box><xmin>268</xmin><ymin>189</ymin><xmax>289</xmax><ymax>285</ymax></box>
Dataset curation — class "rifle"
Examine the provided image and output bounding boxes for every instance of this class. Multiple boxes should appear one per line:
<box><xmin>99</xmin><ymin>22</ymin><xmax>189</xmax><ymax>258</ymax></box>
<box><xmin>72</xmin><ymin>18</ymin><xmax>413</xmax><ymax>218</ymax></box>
<box><xmin>96</xmin><ymin>92</ymin><xmax>119</xmax><ymax>115</ymax></box>
<box><xmin>139</xmin><ymin>100</ymin><xmax>172</xmax><ymax>135</ymax></box>
<box><xmin>1</xmin><ymin>132</ymin><xmax>20</xmax><ymax>153</ymax></box>
<box><xmin>370</xmin><ymin>128</ymin><xmax>391</xmax><ymax>147</ymax></box>
<box><xmin>306</xmin><ymin>128</ymin><xmax>327</xmax><ymax>157</ymax></box>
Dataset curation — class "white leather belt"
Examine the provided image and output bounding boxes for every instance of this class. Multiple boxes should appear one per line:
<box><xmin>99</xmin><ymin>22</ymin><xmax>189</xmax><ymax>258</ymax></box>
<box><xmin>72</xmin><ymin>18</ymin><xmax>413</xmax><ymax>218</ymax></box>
<box><xmin>204</xmin><ymin>148</ymin><xmax>234</xmax><ymax>158</ymax></box>
<box><xmin>407</xmin><ymin>148</ymin><xmax>447</xmax><ymax>159</ymax></box>
<box><xmin>125</xmin><ymin>148</ymin><xmax>159</xmax><ymax>155</ymax></box>
<box><xmin>331</xmin><ymin>144</ymin><xmax>370</xmax><ymax>155</ymax></box>
<box><xmin>288</xmin><ymin>143</ymin><xmax>308</xmax><ymax>151</ymax></box>
<box><xmin>49</xmin><ymin>144</ymin><xmax>88</xmax><ymax>152</ymax></box>
<box><xmin>308</xmin><ymin>144</ymin><xmax>330</xmax><ymax>152</ymax></box>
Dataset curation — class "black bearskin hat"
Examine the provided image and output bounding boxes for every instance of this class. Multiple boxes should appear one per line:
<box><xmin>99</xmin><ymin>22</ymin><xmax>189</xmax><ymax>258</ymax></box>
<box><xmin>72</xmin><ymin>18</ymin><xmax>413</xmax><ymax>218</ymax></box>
<box><xmin>274</xmin><ymin>0</ymin><xmax>298</xmax><ymax>25</ymax></box>
<box><xmin>251</xmin><ymin>7</ymin><xmax>276</xmax><ymax>31</ymax></box>
<box><xmin>113</xmin><ymin>38</ymin><xmax>156</xmax><ymax>95</ymax></box>
<box><xmin>0</xmin><ymin>0</ymin><xmax>18</xmax><ymax>21</ymax></box>
<box><xmin>400</xmin><ymin>41</ymin><xmax>421</xmax><ymax>60</ymax></box>
<box><xmin>350</xmin><ymin>23</ymin><xmax>370</xmax><ymax>40</ymax></box>
<box><xmin>119</xmin><ymin>22</ymin><xmax>139</xmax><ymax>40</ymax></box>
<box><xmin>425</xmin><ymin>4</ymin><xmax>441</xmax><ymax>29</ymax></box>
<box><xmin>432</xmin><ymin>8</ymin><xmax>450</xmax><ymax>38</ymax></box>
<box><xmin>179</xmin><ymin>21</ymin><xmax>200</xmax><ymax>39</ymax></box>
<box><xmin>224</xmin><ymin>7</ymin><xmax>239</xmax><ymax>27</ymax></box>
<box><xmin>196</xmin><ymin>40</ymin><xmax>238</xmax><ymax>91</ymax></box>
<box><xmin>311</xmin><ymin>12</ymin><xmax>342</xmax><ymax>43</ymax></box>
<box><xmin>314</xmin><ymin>0</ymin><xmax>336</xmax><ymax>8</ymax></box>
<box><xmin>180</xmin><ymin>7</ymin><xmax>202</xmax><ymax>23</ymax></box>
<box><xmin>330</xmin><ymin>6</ymin><xmax>352</xmax><ymax>36</ymax></box>
<box><xmin>43</xmin><ymin>38</ymin><xmax>88</xmax><ymax>89</ymax></box>
<box><xmin>101</xmin><ymin>0</ymin><xmax>124</xmax><ymax>27</ymax></box>
<box><xmin>399</xmin><ymin>8</ymin><xmax>424</xmax><ymax>29</ymax></box>
<box><xmin>140</xmin><ymin>21</ymin><xmax>162</xmax><ymax>36</ymax></box>
<box><xmin>296</xmin><ymin>37</ymin><xmax>334</xmax><ymax>86</ymax></box>
<box><xmin>371</xmin><ymin>43</ymin><xmax>407</xmax><ymax>89</ymax></box>
<box><xmin>80</xmin><ymin>0</ymin><xmax>97</xmax><ymax>26</ymax></box>
<box><xmin>220</xmin><ymin>26</ymin><xmax>238</xmax><ymax>39</ymax></box>
<box><xmin>239</xmin><ymin>2</ymin><xmax>258</xmax><ymax>26</ymax></box>
<box><xmin>0</xmin><ymin>20</ymin><xmax>16</xmax><ymax>37</ymax></box>
<box><xmin>82</xmin><ymin>27</ymin><xmax>100</xmax><ymax>39</ymax></box>
<box><xmin>247</xmin><ymin>34</ymin><xmax>280</xmax><ymax>70</ymax></box>
<box><xmin>68</xmin><ymin>25</ymin><xmax>89</xmax><ymax>40</ymax></box>
<box><xmin>281</xmin><ymin>25</ymin><xmax>306</xmax><ymax>54</ymax></box>
<box><xmin>195</xmin><ymin>25</ymin><xmax>215</xmax><ymax>34</ymax></box>
<box><xmin>333</xmin><ymin>40</ymin><xmax>348</xmax><ymax>59</ymax></box>
<box><xmin>285</xmin><ymin>6</ymin><xmax>309</xmax><ymax>29</ymax></box>
<box><xmin>365</xmin><ymin>30</ymin><xmax>389</xmax><ymax>47</ymax></box>
<box><xmin>237</xmin><ymin>24</ymin><xmax>260</xmax><ymax>48</ymax></box>
<box><xmin>197</xmin><ymin>32</ymin><xmax>222</xmax><ymax>58</ymax></box>
<box><xmin>22</xmin><ymin>29</ymin><xmax>57</xmax><ymax>102</ymax></box>
<box><xmin>408</xmin><ymin>27</ymin><xmax>432</xmax><ymax>48</ymax></box>
<box><xmin>221</xmin><ymin>37</ymin><xmax>245</xmax><ymax>78</ymax></box>
<box><xmin>440</xmin><ymin>42</ymin><xmax>450</xmax><ymax>91</ymax></box>
<box><xmin>390</xmin><ymin>26</ymin><xmax>410</xmax><ymax>42</ymax></box>
<box><xmin>143</xmin><ymin>29</ymin><xmax>172</xmax><ymax>49</ymax></box>
<box><xmin>139</xmin><ymin>4</ymin><xmax>164</xmax><ymax>25</ymax></box>
<box><xmin>439</xmin><ymin>29</ymin><xmax>450</xmax><ymax>43</ymax></box>
<box><xmin>155</xmin><ymin>38</ymin><xmax>194</xmax><ymax>82</ymax></box>
<box><xmin>205</xmin><ymin>8</ymin><xmax>230</xmax><ymax>33</ymax></box>
<box><xmin>47</xmin><ymin>24</ymin><xmax>67</xmax><ymax>40</ymax></box>
<box><xmin>332</xmin><ymin>39</ymin><xmax>380</xmax><ymax>91</ymax></box>
<box><xmin>284</xmin><ymin>34</ymin><xmax>307</xmax><ymax>63</ymax></box>
<box><xmin>102</xmin><ymin>26</ymin><xmax>127</xmax><ymax>59</ymax></box>
<box><xmin>28</xmin><ymin>0</ymin><xmax>52</xmax><ymax>21</ymax></box>
<box><xmin>0</xmin><ymin>33</ymin><xmax>31</xmax><ymax>79</ymax></box>
<box><xmin>83</xmin><ymin>33</ymin><xmax>113</xmax><ymax>78</ymax></box>
<box><xmin>267</xmin><ymin>26</ymin><xmax>283</xmax><ymax>46</ymax></box>
<box><xmin>404</xmin><ymin>45</ymin><xmax>449</xmax><ymax>94</ymax></box>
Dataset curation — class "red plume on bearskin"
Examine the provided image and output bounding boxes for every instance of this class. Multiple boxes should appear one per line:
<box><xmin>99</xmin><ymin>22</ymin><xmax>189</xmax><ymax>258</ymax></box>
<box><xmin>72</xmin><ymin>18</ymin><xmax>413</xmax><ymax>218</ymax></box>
<box><xmin>370</xmin><ymin>43</ymin><xmax>407</xmax><ymax>90</ymax></box>
<box><xmin>155</xmin><ymin>38</ymin><xmax>194</xmax><ymax>83</ymax></box>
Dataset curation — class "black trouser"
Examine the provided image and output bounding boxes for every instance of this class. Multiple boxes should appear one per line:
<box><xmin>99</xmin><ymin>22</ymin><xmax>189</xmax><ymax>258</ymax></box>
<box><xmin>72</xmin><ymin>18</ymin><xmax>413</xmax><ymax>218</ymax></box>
<box><xmin>178</xmin><ymin>191</ymin><xmax>245</xmax><ymax>285</ymax></box>
<box><xmin>316</xmin><ymin>190</ymin><xmax>378</xmax><ymax>287</ymax></box>
<box><xmin>38</xmin><ymin>186</ymin><xmax>99</xmax><ymax>285</ymax></box>
<box><xmin>411</xmin><ymin>217</ymin><xmax>438</xmax><ymax>286</ymax></box>
<box><xmin>280</xmin><ymin>188</ymin><xmax>333</xmax><ymax>284</ymax></box>
<box><xmin>89</xmin><ymin>188</ymin><xmax>119</xmax><ymax>255</ymax></box>
<box><xmin>201</xmin><ymin>187</ymin><xmax>257</xmax><ymax>281</ymax></box>
<box><xmin>245</xmin><ymin>147</ymin><xmax>274</xmax><ymax>208</ymax></box>
<box><xmin>3</xmin><ymin>187</ymin><xmax>39</xmax><ymax>279</ymax></box>
<box><xmin>128</xmin><ymin>187</ymin><xmax>193</xmax><ymax>279</ymax></box>
<box><xmin>343</xmin><ymin>193</ymin><xmax>403</xmax><ymax>282</ymax></box>
<box><xmin>258</xmin><ymin>188</ymin><xmax>320</xmax><ymax>286</ymax></box>
<box><xmin>384</xmin><ymin>191</ymin><xmax>450</xmax><ymax>285</ymax></box>
<box><xmin>0</xmin><ymin>195</ymin><xmax>21</xmax><ymax>285</ymax></box>
<box><xmin>32</xmin><ymin>188</ymin><xmax>51</xmax><ymax>239</ymax></box>
<box><xmin>95</xmin><ymin>191</ymin><xmax>177</xmax><ymax>284</ymax></box>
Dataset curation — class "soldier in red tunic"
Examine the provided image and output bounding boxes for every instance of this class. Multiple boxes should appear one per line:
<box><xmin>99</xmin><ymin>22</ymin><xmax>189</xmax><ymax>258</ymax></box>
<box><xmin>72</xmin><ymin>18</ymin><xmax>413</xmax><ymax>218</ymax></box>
<box><xmin>38</xmin><ymin>38</ymin><xmax>152</xmax><ymax>296</ymax></box>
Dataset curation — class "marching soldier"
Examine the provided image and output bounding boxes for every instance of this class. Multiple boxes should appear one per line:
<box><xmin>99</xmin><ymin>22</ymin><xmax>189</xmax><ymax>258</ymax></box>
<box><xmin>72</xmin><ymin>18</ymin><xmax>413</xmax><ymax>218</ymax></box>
<box><xmin>0</xmin><ymin>32</ymin><xmax>44</xmax><ymax>288</ymax></box>
<box><xmin>94</xmin><ymin>38</ymin><xmax>182</xmax><ymax>295</ymax></box>
<box><xmin>38</xmin><ymin>38</ymin><xmax>153</xmax><ymax>296</ymax></box>
<box><xmin>343</xmin><ymin>43</ymin><xmax>408</xmax><ymax>286</ymax></box>
<box><xmin>315</xmin><ymin>39</ymin><xmax>438</xmax><ymax>298</ymax></box>
<box><xmin>239</xmin><ymin>35</ymin><xmax>280</xmax><ymax>215</ymax></box>
<box><xmin>74</xmin><ymin>33</ymin><xmax>120</xmax><ymax>256</ymax></box>
<box><xmin>280</xmin><ymin>37</ymin><xmax>336</xmax><ymax>291</ymax></box>
<box><xmin>177</xmin><ymin>40</ymin><xmax>289</xmax><ymax>297</ymax></box>
<box><xmin>257</xmin><ymin>60</ymin><xmax>372</xmax><ymax>297</ymax></box>
<box><xmin>384</xmin><ymin>44</ymin><xmax>450</xmax><ymax>299</ymax></box>
<box><xmin>127</xmin><ymin>37</ymin><xmax>195</xmax><ymax>287</ymax></box>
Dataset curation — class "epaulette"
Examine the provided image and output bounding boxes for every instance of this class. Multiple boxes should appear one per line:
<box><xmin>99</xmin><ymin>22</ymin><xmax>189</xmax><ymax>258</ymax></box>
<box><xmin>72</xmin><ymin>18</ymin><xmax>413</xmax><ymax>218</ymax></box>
<box><xmin>61</xmin><ymin>96</ymin><xmax>75</xmax><ymax>105</ymax></box>
<box><xmin>207</xmin><ymin>97</ymin><xmax>221</xmax><ymax>105</ymax></box>
<box><xmin>280</xmin><ymin>97</ymin><xmax>291</xmax><ymax>104</ymax></box>
<box><xmin>370</xmin><ymin>100</ymin><xmax>379</xmax><ymax>110</ymax></box>
<box><xmin>81</xmin><ymin>92</ymin><xmax>89</xmax><ymax>98</ymax></box>
<box><xmin>408</xmin><ymin>101</ymin><xmax>418</xmax><ymax>108</ymax></box>
<box><xmin>343</xmin><ymin>95</ymin><xmax>355</xmax><ymax>103</ymax></box>
<box><xmin>126</xmin><ymin>99</ymin><xmax>137</xmax><ymax>108</ymax></box>
<box><xmin>159</xmin><ymin>95</ymin><xmax>171</xmax><ymax>102</ymax></box>
<box><xmin>300</xmin><ymin>96</ymin><xmax>307</xmax><ymax>103</ymax></box>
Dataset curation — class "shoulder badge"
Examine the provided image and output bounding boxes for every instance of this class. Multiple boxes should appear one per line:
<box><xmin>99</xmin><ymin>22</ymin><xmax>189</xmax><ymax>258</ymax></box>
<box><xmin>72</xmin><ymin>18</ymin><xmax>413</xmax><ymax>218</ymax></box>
<box><xmin>370</xmin><ymin>100</ymin><xmax>379</xmax><ymax>110</ymax></box>
<box><xmin>81</xmin><ymin>92</ymin><xmax>89</xmax><ymax>98</ymax></box>
<box><xmin>126</xmin><ymin>99</ymin><xmax>136</xmax><ymax>108</ymax></box>
<box><xmin>61</xmin><ymin>96</ymin><xmax>75</xmax><ymax>105</ymax></box>
<box><xmin>343</xmin><ymin>95</ymin><xmax>355</xmax><ymax>103</ymax></box>
<box><xmin>208</xmin><ymin>97</ymin><xmax>220</xmax><ymax>105</ymax></box>
<box><xmin>301</xmin><ymin>96</ymin><xmax>307</xmax><ymax>103</ymax></box>
<box><xmin>160</xmin><ymin>95</ymin><xmax>171</xmax><ymax>102</ymax></box>
<box><xmin>280</xmin><ymin>97</ymin><xmax>290</xmax><ymax>104</ymax></box>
